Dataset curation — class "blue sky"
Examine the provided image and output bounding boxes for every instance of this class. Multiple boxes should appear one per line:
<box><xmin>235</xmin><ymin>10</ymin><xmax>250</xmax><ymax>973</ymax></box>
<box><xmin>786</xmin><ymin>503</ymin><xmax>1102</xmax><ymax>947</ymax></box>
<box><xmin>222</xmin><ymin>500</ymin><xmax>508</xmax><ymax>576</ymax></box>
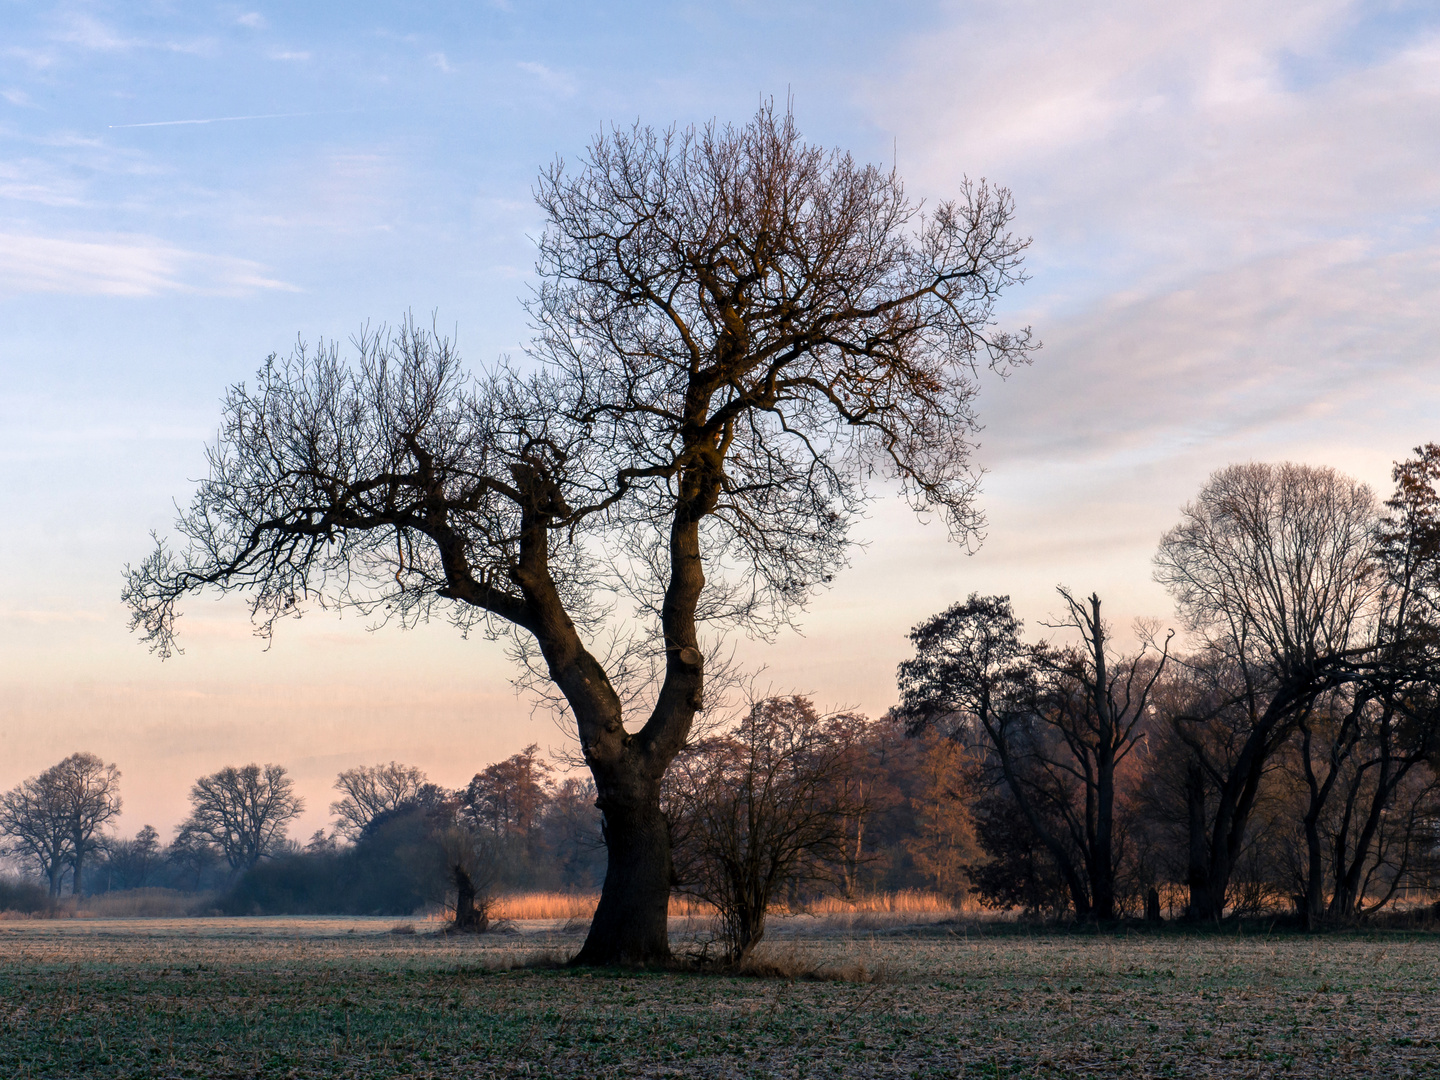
<box><xmin>3</xmin><ymin>0</ymin><xmax>1439</xmax><ymax>840</ymax></box>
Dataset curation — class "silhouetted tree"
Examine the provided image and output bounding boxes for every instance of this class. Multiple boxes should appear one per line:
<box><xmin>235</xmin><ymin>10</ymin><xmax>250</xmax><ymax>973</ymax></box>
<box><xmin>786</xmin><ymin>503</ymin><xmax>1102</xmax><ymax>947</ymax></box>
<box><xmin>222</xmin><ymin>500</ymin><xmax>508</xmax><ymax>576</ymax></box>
<box><xmin>1155</xmin><ymin>461</ymin><xmax>1440</xmax><ymax>921</ymax></box>
<box><xmin>898</xmin><ymin>592</ymin><xmax>1166</xmax><ymax>920</ymax></box>
<box><xmin>463</xmin><ymin>745</ymin><xmax>552</xmax><ymax>841</ymax></box>
<box><xmin>166</xmin><ymin>826</ymin><xmax>221</xmax><ymax>890</ymax></box>
<box><xmin>180</xmin><ymin>764</ymin><xmax>304</xmax><ymax>872</ymax></box>
<box><xmin>668</xmin><ymin>696</ymin><xmax>870</xmax><ymax>962</ymax></box>
<box><xmin>105</xmin><ymin>824</ymin><xmax>162</xmax><ymax>890</ymax></box>
<box><xmin>331</xmin><ymin>762</ymin><xmax>429</xmax><ymax>840</ymax></box>
<box><xmin>123</xmin><ymin>103</ymin><xmax>1033</xmax><ymax>964</ymax></box>
<box><xmin>0</xmin><ymin>766</ymin><xmax>71</xmax><ymax>896</ymax></box>
<box><xmin>0</xmin><ymin>752</ymin><xmax>121</xmax><ymax>897</ymax></box>
<box><xmin>51</xmin><ymin>752</ymin><xmax>122</xmax><ymax>897</ymax></box>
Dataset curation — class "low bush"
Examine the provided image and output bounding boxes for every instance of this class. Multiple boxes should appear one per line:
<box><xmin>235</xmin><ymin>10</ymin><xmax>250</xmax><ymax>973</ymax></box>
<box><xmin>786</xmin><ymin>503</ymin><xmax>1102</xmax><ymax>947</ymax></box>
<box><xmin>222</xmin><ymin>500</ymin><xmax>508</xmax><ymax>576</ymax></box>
<box><xmin>0</xmin><ymin>876</ymin><xmax>51</xmax><ymax>914</ymax></box>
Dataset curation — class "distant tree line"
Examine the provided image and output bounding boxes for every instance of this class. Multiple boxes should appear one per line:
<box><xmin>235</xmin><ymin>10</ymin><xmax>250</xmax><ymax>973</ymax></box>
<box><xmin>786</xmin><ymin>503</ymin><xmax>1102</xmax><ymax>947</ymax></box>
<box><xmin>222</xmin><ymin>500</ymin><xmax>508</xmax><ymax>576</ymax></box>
<box><xmin>899</xmin><ymin>450</ymin><xmax>1440</xmax><ymax>926</ymax></box>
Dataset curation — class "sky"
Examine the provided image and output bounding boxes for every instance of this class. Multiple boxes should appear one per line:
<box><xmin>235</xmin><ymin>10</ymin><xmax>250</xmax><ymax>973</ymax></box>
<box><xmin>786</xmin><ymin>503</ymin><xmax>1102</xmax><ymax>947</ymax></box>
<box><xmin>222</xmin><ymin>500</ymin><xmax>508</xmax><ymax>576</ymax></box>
<box><xmin>2</xmin><ymin>0</ymin><xmax>1438</xmax><ymax>844</ymax></box>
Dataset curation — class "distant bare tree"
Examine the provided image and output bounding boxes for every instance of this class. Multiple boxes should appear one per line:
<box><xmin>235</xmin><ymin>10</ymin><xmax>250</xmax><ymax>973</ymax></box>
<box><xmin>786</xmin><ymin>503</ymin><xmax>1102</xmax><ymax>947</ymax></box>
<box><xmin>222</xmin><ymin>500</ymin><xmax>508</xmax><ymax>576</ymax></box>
<box><xmin>106</xmin><ymin>824</ymin><xmax>163</xmax><ymax>890</ymax></box>
<box><xmin>462</xmin><ymin>745</ymin><xmax>552</xmax><ymax>840</ymax></box>
<box><xmin>668</xmin><ymin>696</ymin><xmax>869</xmax><ymax>962</ymax></box>
<box><xmin>331</xmin><ymin>762</ymin><xmax>429</xmax><ymax>840</ymax></box>
<box><xmin>124</xmin><ymin>102</ymin><xmax>1034</xmax><ymax>963</ymax></box>
<box><xmin>1154</xmin><ymin>460</ymin><xmax>1440</xmax><ymax>921</ymax></box>
<box><xmin>0</xmin><ymin>767</ymin><xmax>70</xmax><ymax>896</ymax></box>
<box><xmin>0</xmin><ymin>752</ymin><xmax>121</xmax><ymax>897</ymax></box>
<box><xmin>51</xmin><ymin>753</ymin><xmax>122</xmax><ymax>896</ymax></box>
<box><xmin>181</xmin><ymin>764</ymin><xmax>304</xmax><ymax>872</ymax></box>
<box><xmin>165</xmin><ymin>826</ymin><xmax>220</xmax><ymax>890</ymax></box>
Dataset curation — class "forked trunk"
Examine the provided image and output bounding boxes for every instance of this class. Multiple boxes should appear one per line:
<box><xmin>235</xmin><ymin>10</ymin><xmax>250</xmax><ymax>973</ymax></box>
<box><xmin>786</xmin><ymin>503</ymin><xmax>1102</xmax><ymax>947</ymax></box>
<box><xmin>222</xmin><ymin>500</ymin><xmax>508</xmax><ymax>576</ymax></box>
<box><xmin>573</xmin><ymin>770</ymin><xmax>673</xmax><ymax>966</ymax></box>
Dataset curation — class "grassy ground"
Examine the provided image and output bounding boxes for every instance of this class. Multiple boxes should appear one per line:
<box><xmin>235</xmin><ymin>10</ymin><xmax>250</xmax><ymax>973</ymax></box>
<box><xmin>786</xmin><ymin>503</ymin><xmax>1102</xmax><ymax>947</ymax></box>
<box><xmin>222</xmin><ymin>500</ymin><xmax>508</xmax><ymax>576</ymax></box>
<box><xmin>1</xmin><ymin>916</ymin><xmax>1437</xmax><ymax>1078</ymax></box>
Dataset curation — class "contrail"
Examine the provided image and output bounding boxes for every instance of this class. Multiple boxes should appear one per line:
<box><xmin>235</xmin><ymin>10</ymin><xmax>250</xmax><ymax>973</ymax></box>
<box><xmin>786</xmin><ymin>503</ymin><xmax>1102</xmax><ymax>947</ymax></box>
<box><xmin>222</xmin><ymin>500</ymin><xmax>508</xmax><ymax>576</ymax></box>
<box><xmin>109</xmin><ymin>112</ymin><xmax>315</xmax><ymax>129</ymax></box>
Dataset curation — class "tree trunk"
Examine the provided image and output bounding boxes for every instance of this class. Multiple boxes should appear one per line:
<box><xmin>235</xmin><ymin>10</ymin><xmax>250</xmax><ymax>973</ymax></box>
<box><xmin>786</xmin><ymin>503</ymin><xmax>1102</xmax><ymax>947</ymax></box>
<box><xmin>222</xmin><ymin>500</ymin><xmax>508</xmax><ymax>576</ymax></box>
<box><xmin>452</xmin><ymin>865</ymin><xmax>489</xmax><ymax>932</ymax></box>
<box><xmin>572</xmin><ymin>771</ymin><xmax>673</xmax><ymax>966</ymax></box>
<box><xmin>1301</xmin><ymin>806</ymin><xmax>1325</xmax><ymax>928</ymax></box>
<box><xmin>1185</xmin><ymin>762</ymin><xmax>1224</xmax><ymax>920</ymax></box>
<box><xmin>1092</xmin><ymin>756</ymin><xmax>1115</xmax><ymax>922</ymax></box>
<box><xmin>1299</xmin><ymin>721</ymin><xmax>1327</xmax><ymax>929</ymax></box>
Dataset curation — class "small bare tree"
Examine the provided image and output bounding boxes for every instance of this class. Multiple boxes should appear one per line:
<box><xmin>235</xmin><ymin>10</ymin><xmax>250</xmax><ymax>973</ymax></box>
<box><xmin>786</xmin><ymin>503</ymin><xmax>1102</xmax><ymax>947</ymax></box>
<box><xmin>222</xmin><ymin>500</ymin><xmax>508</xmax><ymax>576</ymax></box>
<box><xmin>124</xmin><ymin>102</ymin><xmax>1033</xmax><ymax>963</ymax></box>
<box><xmin>331</xmin><ymin>762</ymin><xmax>429</xmax><ymax>840</ymax></box>
<box><xmin>181</xmin><ymin>764</ymin><xmax>304</xmax><ymax>872</ymax></box>
<box><xmin>668</xmin><ymin>696</ymin><xmax>869</xmax><ymax>962</ymax></box>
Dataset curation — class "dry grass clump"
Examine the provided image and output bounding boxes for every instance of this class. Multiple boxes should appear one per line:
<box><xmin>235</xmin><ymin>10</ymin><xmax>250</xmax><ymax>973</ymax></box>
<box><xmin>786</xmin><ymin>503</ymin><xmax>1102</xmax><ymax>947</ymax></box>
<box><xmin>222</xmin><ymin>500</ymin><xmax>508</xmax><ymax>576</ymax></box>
<box><xmin>790</xmin><ymin>890</ymin><xmax>963</xmax><ymax>930</ymax></box>
<box><xmin>734</xmin><ymin>944</ymin><xmax>889</xmax><ymax>983</ymax></box>
<box><xmin>488</xmin><ymin>892</ymin><xmax>714</xmax><ymax>920</ymax></box>
<box><xmin>803</xmin><ymin>890</ymin><xmax>960</xmax><ymax>916</ymax></box>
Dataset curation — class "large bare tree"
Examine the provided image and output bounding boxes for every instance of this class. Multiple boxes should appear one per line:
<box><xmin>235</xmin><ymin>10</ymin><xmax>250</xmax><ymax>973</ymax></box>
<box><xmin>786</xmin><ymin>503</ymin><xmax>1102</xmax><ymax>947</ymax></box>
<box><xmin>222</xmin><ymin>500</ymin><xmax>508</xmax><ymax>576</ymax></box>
<box><xmin>52</xmin><ymin>752</ymin><xmax>122</xmax><ymax>897</ymax></box>
<box><xmin>124</xmin><ymin>103</ymin><xmax>1034</xmax><ymax>963</ymax></box>
<box><xmin>1154</xmin><ymin>460</ymin><xmax>1440</xmax><ymax>921</ymax></box>
<box><xmin>0</xmin><ymin>766</ymin><xmax>71</xmax><ymax>897</ymax></box>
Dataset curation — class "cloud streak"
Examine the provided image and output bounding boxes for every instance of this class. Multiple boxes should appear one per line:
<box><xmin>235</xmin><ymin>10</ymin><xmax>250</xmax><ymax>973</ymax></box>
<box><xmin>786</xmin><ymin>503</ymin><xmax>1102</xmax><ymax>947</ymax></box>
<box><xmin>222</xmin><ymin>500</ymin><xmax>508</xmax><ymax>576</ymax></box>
<box><xmin>0</xmin><ymin>232</ymin><xmax>295</xmax><ymax>296</ymax></box>
<box><xmin>108</xmin><ymin>112</ymin><xmax>317</xmax><ymax>129</ymax></box>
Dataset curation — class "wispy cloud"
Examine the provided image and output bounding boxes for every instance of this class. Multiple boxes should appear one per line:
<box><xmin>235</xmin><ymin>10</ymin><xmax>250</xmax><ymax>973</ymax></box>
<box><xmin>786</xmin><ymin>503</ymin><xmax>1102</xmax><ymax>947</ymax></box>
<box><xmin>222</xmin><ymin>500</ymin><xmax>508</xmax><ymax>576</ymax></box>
<box><xmin>516</xmin><ymin>60</ymin><xmax>575</xmax><ymax>96</ymax></box>
<box><xmin>0</xmin><ymin>233</ymin><xmax>296</xmax><ymax>296</ymax></box>
<box><xmin>50</xmin><ymin>13</ymin><xmax>212</xmax><ymax>56</ymax></box>
<box><xmin>236</xmin><ymin>13</ymin><xmax>267</xmax><ymax>30</ymax></box>
<box><xmin>268</xmin><ymin>50</ymin><xmax>311</xmax><ymax>62</ymax></box>
<box><xmin>108</xmin><ymin>112</ymin><xmax>315</xmax><ymax>129</ymax></box>
<box><xmin>1</xmin><ymin>89</ymin><xmax>34</xmax><ymax>107</ymax></box>
<box><xmin>5</xmin><ymin>46</ymin><xmax>58</xmax><ymax>70</ymax></box>
<box><xmin>430</xmin><ymin>52</ymin><xmax>453</xmax><ymax>74</ymax></box>
<box><xmin>0</xmin><ymin>158</ymin><xmax>90</xmax><ymax>206</ymax></box>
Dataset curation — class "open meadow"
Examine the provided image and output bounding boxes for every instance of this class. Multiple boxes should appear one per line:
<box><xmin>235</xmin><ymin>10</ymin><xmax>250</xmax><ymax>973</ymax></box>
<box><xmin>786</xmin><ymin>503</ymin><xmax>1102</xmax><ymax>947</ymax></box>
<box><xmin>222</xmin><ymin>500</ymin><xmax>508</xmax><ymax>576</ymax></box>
<box><xmin>2</xmin><ymin>915</ymin><xmax>1439</xmax><ymax>1078</ymax></box>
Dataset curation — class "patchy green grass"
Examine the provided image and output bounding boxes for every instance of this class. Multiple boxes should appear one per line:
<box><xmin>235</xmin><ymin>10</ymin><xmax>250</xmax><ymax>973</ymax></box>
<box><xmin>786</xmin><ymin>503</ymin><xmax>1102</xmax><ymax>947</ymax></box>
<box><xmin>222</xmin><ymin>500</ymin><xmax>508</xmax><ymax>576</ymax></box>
<box><xmin>2</xmin><ymin>917</ymin><xmax>1439</xmax><ymax>1077</ymax></box>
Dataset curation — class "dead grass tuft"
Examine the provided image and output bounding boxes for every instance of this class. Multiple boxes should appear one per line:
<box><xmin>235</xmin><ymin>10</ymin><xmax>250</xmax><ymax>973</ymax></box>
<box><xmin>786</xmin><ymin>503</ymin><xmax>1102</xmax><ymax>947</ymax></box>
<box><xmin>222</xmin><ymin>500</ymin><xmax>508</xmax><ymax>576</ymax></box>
<box><xmin>733</xmin><ymin>944</ymin><xmax>889</xmax><ymax>983</ymax></box>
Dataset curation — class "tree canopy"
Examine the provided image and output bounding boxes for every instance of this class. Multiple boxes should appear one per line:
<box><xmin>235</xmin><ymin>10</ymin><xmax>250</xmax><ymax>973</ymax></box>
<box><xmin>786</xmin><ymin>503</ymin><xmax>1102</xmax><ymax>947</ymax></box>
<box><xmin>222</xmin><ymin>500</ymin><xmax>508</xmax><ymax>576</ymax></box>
<box><xmin>124</xmin><ymin>103</ymin><xmax>1034</xmax><ymax>962</ymax></box>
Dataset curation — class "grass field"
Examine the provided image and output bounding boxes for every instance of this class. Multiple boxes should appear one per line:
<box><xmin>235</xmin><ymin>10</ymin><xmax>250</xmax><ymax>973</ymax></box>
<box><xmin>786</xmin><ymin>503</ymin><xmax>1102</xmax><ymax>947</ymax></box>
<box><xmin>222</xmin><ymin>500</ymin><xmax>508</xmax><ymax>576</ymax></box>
<box><xmin>1</xmin><ymin>916</ymin><xmax>1438</xmax><ymax>1078</ymax></box>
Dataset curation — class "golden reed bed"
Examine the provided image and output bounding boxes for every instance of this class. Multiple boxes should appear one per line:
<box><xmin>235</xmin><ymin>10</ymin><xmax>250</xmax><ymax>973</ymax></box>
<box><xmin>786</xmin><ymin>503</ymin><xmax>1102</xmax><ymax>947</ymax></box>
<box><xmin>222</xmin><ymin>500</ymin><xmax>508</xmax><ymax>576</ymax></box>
<box><xmin>488</xmin><ymin>889</ymin><xmax>962</xmax><ymax>921</ymax></box>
